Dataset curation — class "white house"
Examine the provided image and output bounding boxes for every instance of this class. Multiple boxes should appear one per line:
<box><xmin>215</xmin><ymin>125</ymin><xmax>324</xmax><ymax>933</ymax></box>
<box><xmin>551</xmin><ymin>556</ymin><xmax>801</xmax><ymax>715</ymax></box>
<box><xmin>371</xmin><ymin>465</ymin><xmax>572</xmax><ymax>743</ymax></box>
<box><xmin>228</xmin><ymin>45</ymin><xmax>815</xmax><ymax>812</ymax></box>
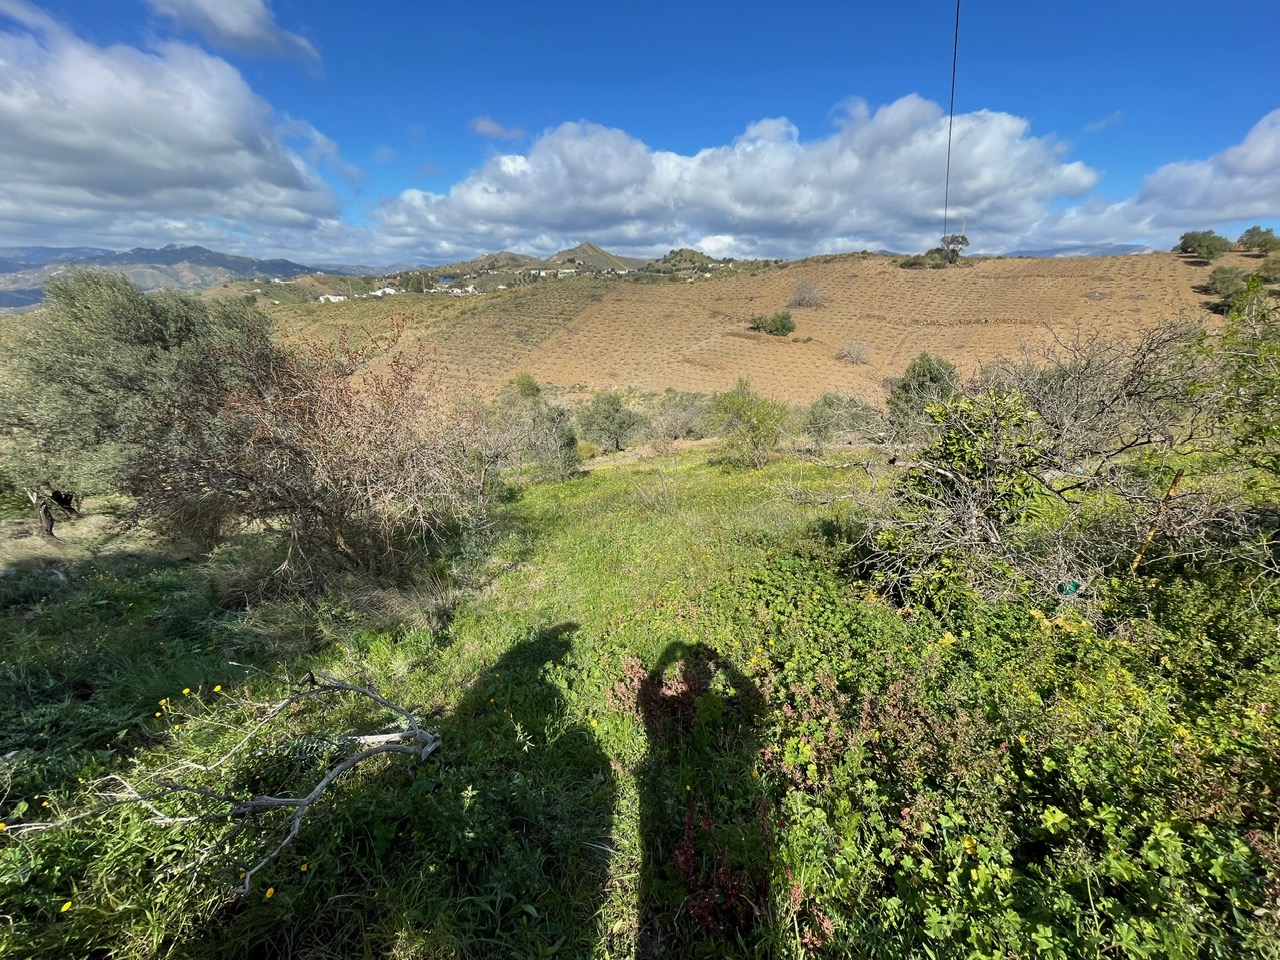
<box><xmin>318</xmin><ymin>294</ymin><xmax>347</xmax><ymax>303</ymax></box>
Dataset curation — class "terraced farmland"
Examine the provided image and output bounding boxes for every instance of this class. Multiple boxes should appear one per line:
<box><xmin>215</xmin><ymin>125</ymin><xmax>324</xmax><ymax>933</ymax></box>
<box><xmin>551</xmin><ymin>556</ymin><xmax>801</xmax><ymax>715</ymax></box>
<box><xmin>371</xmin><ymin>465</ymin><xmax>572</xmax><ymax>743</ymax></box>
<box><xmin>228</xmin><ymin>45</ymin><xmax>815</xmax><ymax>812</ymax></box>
<box><xmin>271</xmin><ymin>251</ymin><xmax>1248</xmax><ymax>402</ymax></box>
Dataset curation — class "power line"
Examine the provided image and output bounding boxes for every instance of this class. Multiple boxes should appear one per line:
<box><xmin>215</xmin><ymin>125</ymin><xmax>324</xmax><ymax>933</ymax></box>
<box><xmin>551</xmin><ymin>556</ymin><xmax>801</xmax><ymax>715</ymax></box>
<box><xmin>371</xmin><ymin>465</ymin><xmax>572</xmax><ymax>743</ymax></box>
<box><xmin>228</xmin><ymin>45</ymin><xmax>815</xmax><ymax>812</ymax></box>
<box><xmin>942</xmin><ymin>0</ymin><xmax>961</xmax><ymax>239</ymax></box>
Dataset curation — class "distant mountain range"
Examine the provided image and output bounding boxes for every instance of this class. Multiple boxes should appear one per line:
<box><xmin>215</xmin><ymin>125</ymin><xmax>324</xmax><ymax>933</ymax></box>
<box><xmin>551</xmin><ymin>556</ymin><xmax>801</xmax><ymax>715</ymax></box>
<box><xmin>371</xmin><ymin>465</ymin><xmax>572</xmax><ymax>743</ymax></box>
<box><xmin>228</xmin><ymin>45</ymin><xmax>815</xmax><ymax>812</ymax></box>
<box><xmin>0</xmin><ymin>244</ymin><xmax>358</xmax><ymax>311</ymax></box>
<box><xmin>0</xmin><ymin>241</ymin><xmax>662</xmax><ymax>311</ymax></box>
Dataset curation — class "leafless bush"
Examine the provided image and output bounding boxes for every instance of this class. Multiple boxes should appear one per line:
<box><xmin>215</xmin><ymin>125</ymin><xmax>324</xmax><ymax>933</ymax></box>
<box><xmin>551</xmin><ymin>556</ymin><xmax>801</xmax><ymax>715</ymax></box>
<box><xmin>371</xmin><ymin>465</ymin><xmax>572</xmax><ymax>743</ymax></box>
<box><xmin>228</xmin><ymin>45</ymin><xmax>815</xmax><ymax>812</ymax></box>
<box><xmin>836</xmin><ymin>340</ymin><xmax>871</xmax><ymax>365</ymax></box>
<box><xmin>975</xmin><ymin>318</ymin><xmax>1216</xmax><ymax>473</ymax></box>
<box><xmin>789</xmin><ymin>279</ymin><xmax>825</xmax><ymax>308</ymax></box>
<box><xmin>134</xmin><ymin>322</ymin><xmax>499</xmax><ymax>587</ymax></box>
<box><xmin>644</xmin><ymin>392</ymin><xmax>710</xmax><ymax>452</ymax></box>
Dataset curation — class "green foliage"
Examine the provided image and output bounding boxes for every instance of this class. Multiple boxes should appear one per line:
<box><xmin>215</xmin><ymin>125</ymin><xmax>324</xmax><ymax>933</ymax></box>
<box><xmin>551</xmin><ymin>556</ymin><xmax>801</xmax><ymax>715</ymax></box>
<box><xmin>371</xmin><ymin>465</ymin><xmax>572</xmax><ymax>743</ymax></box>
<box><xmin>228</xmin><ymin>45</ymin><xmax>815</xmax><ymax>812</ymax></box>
<box><xmin>748</xmin><ymin>311</ymin><xmax>795</xmax><ymax>336</ymax></box>
<box><xmin>886</xmin><ymin>352</ymin><xmax>961</xmax><ymax>432</ymax></box>
<box><xmin>512</xmin><ymin>371</ymin><xmax>542</xmax><ymax>399</ymax></box>
<box><xmin>708</xmin><ymin>379</ymin><xmax>789</xmax><ymax>467</ymax></box>
<box><xmin>1207</xmin><ymin>265</ymin><xmax>1248</xmax><ymax>301</ymax></box>
<box><xmin>1178</xmin><ymin>230</ymin><xmax>1232</xmax><ymax>261</ymax></box>
<box><xmin>0</xmin><ymin>271</ymin><xmax>270</xmax><ymax>494</ymax></box>
<box><xmin>940</xmin><ymin>233</ymin><xmax>970</xmax><ymax>262</ymax></box>
<box><xmin>714</xmin><ymin>552</ymin><xmax>1279</xmax><ymax>958</ymax></box>
<box><xmin>1218</xmin><ymin>276</ymin><xmax>1280</xmax><ymax>478</ymax></box>
<box><xmin>1239</xmin><ymin>225</ymin><xmax>1280</xmax><ymax>254</ymax></box>
<box><xmin>1</xmin><ymin>273</ymin><xmax>496</xmax><ymax>583</ymax></box>
<box><xmin>575</xmin><ymin>390</ymin><xmax>646</xmax><ymax>452</ymax></box>
<box><xmin>1254</xmin><ymin>255</ymin><xmax>1280</xmax><ymax>284</ymax></box>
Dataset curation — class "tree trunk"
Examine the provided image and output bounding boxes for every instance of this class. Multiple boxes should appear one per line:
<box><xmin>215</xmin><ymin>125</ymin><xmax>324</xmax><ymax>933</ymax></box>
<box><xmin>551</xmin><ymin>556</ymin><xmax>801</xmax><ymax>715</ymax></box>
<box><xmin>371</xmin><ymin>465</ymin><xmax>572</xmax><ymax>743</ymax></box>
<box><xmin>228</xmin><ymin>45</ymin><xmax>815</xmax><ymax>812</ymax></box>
<box><xmin>26</xmin><ymin>490</ymin><xmax>57</xmax><ymax>539</ymax></box>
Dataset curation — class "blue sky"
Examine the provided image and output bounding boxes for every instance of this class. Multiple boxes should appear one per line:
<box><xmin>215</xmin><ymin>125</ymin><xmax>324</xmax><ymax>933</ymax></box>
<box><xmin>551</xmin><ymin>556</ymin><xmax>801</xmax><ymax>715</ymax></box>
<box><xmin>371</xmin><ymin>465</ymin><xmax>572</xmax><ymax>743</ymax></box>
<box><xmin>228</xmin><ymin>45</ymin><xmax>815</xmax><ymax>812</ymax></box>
<box><xmin>1</xmin><ymin>0</ymin><xmax>1277</xmax><ymax>263</ymax></box>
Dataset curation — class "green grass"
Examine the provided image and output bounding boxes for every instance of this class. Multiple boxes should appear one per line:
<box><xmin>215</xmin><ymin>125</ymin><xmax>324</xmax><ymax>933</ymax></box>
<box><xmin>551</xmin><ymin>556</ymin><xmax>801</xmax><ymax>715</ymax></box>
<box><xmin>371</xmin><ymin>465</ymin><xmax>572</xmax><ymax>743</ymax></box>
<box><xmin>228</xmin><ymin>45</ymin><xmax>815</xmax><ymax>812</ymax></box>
<box><xmin>2</xmin><ymin>450</ymin><xmax>1278</xmax><ymax>958</ymax></box>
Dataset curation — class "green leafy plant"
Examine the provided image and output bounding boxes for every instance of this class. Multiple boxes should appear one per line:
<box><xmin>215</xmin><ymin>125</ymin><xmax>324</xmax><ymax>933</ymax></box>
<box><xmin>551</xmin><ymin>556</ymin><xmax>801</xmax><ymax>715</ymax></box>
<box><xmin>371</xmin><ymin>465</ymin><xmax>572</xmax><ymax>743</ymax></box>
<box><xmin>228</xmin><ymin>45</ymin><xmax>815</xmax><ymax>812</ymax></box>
<box><xmin>748</xmin><ymin>311</ymin><xmax>795</xmax><ymax>337</ymax></box>
<box><xmin>707</xmin><ymin>379</ymin><xmax>789</xmax><ymax>467</ymax></box>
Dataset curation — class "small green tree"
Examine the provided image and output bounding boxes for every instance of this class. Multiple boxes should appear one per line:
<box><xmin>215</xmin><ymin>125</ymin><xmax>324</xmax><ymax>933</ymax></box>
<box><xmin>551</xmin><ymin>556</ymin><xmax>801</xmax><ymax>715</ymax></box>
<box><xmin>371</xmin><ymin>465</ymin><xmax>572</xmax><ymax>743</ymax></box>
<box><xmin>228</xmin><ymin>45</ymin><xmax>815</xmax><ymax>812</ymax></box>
<box><xmin>887</xmin><ymin>352</ymin><xmax>962</xmax><ymax>434</ymax></box>
<box><xmin>707</xmin><ymin>379</ymin><xmax>788</xmax><ymax>467</ymax></box>
<box><xmin>940</xmin><ymin>233</ymin><xmax>970</xmax><ymax>263</ymax></box>
<box><xmin>1177</xmin><ymin>230</ymin><xmax>1232</xmax><ymax>261</ymax></box>
<box><xmin>512</xmin><ymin>371</ymin><xmax>542</xmax><ymax>399</ymax></box>
<box><xmin>575</xmin><ymin>391</ymin><xmax>645</xmax><ymax>452</ymax></box>
<box><xmin>1238</xmin><ymin>225</ymin><xmax>1280</xmax><ymax>254</ymax></box>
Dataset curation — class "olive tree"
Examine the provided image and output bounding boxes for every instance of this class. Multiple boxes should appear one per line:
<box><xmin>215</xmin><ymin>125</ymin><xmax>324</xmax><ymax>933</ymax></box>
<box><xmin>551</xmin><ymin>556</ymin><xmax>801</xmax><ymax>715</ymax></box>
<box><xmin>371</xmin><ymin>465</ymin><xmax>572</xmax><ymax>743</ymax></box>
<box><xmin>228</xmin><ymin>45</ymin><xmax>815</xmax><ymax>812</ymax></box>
<box><xmin>0</xmin><ymin>272</ymin><xmax>497</xmax><ymax>581</ymax></box>
<box><xmin>1178</xmin><ymin>230</ymin><xmax>1232</xmax><ymax>261</ymax></box>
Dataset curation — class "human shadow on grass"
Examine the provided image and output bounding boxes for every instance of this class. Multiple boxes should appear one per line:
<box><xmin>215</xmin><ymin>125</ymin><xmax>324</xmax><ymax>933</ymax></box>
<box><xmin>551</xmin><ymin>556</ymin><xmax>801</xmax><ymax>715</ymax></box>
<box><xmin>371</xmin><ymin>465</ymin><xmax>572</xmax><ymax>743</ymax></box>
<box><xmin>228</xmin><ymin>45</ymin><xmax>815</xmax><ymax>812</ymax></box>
<box><xmin>621</xmin><ymin>641</ymin><xmax>772</xmax><ymax>958</ymax></box>
<box><xmin>198</xmin><ymin>622</ymin><xmax>617</xmax><ymax>959</ymax></box>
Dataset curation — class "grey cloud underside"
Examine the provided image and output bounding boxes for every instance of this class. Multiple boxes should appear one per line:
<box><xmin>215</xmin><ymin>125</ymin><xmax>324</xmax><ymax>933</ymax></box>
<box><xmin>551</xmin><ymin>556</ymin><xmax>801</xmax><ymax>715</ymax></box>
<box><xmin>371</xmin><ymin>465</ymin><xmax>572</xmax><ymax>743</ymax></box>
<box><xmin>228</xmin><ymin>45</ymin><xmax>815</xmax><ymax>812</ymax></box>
<box><xmin>144</xmin><ymin>0</ymin><xmax>318</xmax><ymax>61</ymax></box>
<box><xmin>0</xmin><ymin>5</ymin><xmax>343</xmax><ymax>251</ymax></box>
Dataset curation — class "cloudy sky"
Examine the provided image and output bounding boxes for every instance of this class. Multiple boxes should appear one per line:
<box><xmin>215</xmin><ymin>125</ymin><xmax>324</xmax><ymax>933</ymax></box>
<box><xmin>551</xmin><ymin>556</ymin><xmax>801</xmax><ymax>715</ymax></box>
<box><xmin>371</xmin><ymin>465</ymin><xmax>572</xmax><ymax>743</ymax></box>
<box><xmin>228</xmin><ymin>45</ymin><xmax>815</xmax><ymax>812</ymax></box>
<box><xmin>1</xmin><ymin>0</ymin><xmax>1277</xmax><ymax>264</ymax></box>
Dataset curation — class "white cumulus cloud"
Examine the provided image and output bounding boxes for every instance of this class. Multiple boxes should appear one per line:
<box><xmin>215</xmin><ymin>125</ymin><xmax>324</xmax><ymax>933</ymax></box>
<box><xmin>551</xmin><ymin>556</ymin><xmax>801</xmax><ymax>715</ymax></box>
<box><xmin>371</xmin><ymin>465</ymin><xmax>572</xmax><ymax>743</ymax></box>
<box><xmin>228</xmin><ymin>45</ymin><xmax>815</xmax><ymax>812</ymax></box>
<box><xmin>0</xmin><ymin>0</ymin><xmax>345</xmax><ymax>251</ymax></box>
<box><xmin>1027</xmin><ymin>109</ymin><xmax>1280</xmax><ymax>247</ymax></box>
<box><xmin>376</xmin><ymin>95</ymin><xmax>1098</xmax><ymax>260</ymax></box>
<box><xmin>144</xmin><ymin>0</ymin><xmax>317</xmax><ymax>61</ymax></box>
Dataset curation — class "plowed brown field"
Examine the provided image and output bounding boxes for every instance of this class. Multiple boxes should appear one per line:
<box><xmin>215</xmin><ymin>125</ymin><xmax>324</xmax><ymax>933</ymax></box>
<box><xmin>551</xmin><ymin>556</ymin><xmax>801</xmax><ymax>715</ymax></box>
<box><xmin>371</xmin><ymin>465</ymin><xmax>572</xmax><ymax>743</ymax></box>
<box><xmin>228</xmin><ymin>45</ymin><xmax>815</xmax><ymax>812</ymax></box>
<box><xmin>271</xmin><ymin>252</ymin><xmax>1248</xmax><ymax>403</ymax></box>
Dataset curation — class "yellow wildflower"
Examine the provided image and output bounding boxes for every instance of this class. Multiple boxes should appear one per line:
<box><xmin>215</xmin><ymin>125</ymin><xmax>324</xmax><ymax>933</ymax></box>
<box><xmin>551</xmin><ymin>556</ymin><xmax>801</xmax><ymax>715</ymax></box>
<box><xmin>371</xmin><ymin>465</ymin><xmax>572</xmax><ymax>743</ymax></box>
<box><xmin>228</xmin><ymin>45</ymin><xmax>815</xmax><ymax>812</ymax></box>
<box><xmin>182</xmin><ymin>688</ymin><xmax>191</xmax><ymax>696</ymax></box>
<box><xmin>265</xmin><ymin>887</ymin><xmax>275</xmax><ymax>899</ymax></box>
<box><xmin>300</xmin><ymin>864</ymin><xmax>308</xmax><ymax>872</ymax></box>
<box><xmin>60</xmin><ymin>901</ymin><xmax>72</xmax><ymax>913</ymax></box>
<box><xmin>213</xmin><ymin>684</ymin><xmax>222</xmax><ymax>693</ymax></box>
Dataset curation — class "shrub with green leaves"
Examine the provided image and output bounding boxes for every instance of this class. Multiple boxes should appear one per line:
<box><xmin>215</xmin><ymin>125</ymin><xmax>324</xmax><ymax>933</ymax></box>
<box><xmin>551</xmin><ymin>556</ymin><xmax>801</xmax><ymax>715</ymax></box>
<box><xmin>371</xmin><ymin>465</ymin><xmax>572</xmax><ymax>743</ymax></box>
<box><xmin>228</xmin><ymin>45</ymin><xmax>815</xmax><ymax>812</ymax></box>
<box><xmin>1207</xmin><ymin>265</ymin><xmax>1248</xmax><ymax>302</ymax></box>
<box><xmin>1177</xmin><ymin>230</ymin><xmax>1232</xmax><ymax>260</ymax></box>
<box><xmin>748</xmin><ymin>311</ymin><xmax>795</xmax><ymax>336</ymax></box>
<box><xmin>1239</xmin><ymin>225</ymin><xmax>1280</xmax><ymax>254</ymax></box>
<box><xmin>707</xmin><ymin>379</ymin><xmax>789</xmax><ymax>467</ymax></box>
<box><xmin>1254</xmin><ymin>255</ymin><xmax>1280</xmax><ymax>284</ymax></box>
<box><xmin>886</xmin><ymin>352</ymin><xmax>961</xmax><ymax>434</ymax></box>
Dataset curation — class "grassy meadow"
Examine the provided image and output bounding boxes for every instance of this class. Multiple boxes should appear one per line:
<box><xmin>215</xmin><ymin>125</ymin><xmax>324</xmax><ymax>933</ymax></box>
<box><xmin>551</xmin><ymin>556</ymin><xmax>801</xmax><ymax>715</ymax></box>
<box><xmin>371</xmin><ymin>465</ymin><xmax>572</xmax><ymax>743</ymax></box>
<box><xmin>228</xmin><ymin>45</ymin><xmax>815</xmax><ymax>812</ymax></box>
<box><xmin>2</xmin><ymin>444</ymin><xmax>1278</xmax><ymax>958</ymax></box>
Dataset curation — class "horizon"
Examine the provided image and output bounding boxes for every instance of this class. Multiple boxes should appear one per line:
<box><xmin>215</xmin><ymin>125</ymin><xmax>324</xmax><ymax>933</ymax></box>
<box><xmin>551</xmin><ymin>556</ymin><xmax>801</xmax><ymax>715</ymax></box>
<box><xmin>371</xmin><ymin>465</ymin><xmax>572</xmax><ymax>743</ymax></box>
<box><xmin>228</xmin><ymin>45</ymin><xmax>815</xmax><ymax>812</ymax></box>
<box><xmin>1</xmin><ymin>0</ymin><xmax>1278</xmax><ymax>266</ymax></box>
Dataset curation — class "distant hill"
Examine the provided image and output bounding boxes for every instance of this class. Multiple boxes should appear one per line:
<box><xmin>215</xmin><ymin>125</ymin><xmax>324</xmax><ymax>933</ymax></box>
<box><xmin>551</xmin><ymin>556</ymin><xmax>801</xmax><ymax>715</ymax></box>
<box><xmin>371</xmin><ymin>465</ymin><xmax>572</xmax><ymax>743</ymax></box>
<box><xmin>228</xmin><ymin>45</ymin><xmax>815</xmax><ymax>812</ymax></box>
<box><xmin>548</xmin><ymin>242</ymin><xmax>650</xmax><ymax>271</ymax></box>
<box><xmin>0</xmin><ymin>244</ymin><xmax>361</xmax><ymax>312</ymax></box>
<box><xmin>651</xmin><ymin>248</ymin><xmax>717</xmax><ymax>270</ymax></box>
<box><xmin>0</xmin><ymin>245</ymin><xmax>114</xmax><ymax>266</ymax></box>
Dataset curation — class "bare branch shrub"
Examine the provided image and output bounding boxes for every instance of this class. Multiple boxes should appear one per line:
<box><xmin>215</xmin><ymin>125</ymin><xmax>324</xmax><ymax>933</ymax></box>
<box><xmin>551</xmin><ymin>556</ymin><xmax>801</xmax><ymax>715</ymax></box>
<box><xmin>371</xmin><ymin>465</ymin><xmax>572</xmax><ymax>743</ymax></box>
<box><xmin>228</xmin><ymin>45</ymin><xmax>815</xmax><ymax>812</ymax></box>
<box><xmin>644</xmin><ymin>391</ymin><xmax>710</xmax><ymax>452</ymax></box>
<box><xmin>12</xmin><ymin>671</ymin><xmax>439</xmax><ymax>894</ymax></box>
<box><xmin>789</xmin><ymin>279</ymin><xmax>825</xmax><ymax>308</ymax></box>
<box><xmin>836</xmin><ymin>340</ymin><xmax>870</xmax><ymax>365</ymax></box>
<box><xmin>138</xmin><ymin>328</ymin><xmax>497</xmax><ymax>585</ymax></box>
<box><xmin>855</xmin><ymin>321</ymin><xmax>1251</xmax><ymax>607</ymax></box>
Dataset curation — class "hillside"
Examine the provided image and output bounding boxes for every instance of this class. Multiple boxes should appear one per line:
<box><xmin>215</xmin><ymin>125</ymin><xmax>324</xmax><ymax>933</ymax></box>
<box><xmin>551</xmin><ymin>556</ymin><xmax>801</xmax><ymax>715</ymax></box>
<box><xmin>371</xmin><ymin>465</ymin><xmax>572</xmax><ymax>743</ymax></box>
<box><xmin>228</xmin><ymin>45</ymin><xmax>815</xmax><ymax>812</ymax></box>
<box><xmin>0</xmin><ymin>244</ymin><xmax>340</xmax><ymax>312</ymax></box>
<box><xmin>549</xmin><ymin>241</ymin><xmax>651</xmax><ymax>271</ymax></box>
<box><xmin>275</xmin><ymin>250</ymin><xmax>1251</xmax><ymax>403</ymax></box>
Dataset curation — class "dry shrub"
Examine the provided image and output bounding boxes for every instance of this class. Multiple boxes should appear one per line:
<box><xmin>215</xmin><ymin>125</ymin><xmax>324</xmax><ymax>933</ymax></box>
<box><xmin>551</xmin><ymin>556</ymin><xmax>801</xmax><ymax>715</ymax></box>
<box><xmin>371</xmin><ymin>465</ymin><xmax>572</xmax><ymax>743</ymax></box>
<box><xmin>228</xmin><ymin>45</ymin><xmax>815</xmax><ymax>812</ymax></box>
<box><xmin>836</xmin><ymin>340</ymin><xmax>870</xmax><ymax>365</ymax></box>
<box><xmin>789</xmin><ymin>279</ymin><xmax>825</xmax><ymax>308</ymax></box>
<box><xmin>138</xmin><ymin>323</ymin><xmax>499</xmax><ymax>587</ymax></box>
